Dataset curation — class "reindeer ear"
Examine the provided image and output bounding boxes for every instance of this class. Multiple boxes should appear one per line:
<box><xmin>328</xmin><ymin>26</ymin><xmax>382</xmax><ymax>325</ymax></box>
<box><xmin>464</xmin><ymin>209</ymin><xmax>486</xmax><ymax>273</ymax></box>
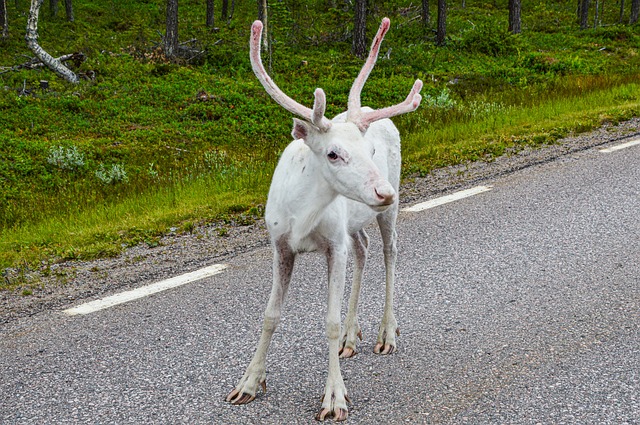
<box><xmin>292</xmin><ymin>118</ymin><xmax>325</xmax><ymax>153</ymax></box>
<box><xmin>292</xmin><ymin>118</ymin><xmax>310</xmax><ymax>140</ymax></box>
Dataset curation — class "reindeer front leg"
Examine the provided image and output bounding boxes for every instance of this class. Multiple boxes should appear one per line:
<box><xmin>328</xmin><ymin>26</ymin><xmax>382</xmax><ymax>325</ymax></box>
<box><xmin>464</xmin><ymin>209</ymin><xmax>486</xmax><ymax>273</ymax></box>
<box><xmin>226</xmin><ymin>238</ymin><xmax>295</xmax><ymax>404</ymax></box>
<box><xmin>317</xmin><ymin>241</ymin><xmax>350</xmax><ymax>421</ymax></box>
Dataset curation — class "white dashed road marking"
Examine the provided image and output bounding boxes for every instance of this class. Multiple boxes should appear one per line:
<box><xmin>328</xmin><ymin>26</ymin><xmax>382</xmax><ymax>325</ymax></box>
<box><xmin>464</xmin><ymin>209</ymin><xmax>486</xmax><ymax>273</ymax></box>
<box><xmin>600</xmin><ymin>138</ymin><xmax>640</xmax><ymax>153</ymax></box>
<box><xmin>402</xmin><ymin>185</ymin><xmax>493</xmax><ymax>213</ymax></box>
<box><xmin>63</xmin><ymin>264</ymin><xmax>228</xmax><ymax>316</ymax></box>
<box><xmin>65</xmin><ymin>186</ymin><xmax>496</xmax><ymax>315</ymax></box>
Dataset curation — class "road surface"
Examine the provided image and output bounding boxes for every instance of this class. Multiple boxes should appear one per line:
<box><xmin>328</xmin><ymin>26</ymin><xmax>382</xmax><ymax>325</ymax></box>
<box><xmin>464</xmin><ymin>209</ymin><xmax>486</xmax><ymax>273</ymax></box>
<box><xmin>1</xmin><ymin>137</ymin><xmax>639</xmax><ymax>424</ymax></box>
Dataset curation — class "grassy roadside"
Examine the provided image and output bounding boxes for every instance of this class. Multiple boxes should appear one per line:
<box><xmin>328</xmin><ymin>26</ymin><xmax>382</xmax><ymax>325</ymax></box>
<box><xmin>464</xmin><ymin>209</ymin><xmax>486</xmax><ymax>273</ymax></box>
<box><xmin>2</xmin><ymin>79</ymin><xmax>638</xmax><ymax>287</ymax></box>
<box><xmin>402</xmin><ymin>77</ymin><xmax>640</xmax><ymax>174</ymax></box>
<box><xmin>1</xmin><ymin>0</ymin><xmax>640</xmax><ymax>290</ymax></box>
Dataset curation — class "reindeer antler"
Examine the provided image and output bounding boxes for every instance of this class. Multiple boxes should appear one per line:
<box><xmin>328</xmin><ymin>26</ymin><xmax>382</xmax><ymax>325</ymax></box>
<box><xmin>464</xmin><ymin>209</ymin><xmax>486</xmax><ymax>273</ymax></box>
<box><xmin>347</xmin><ymin>18</ymin><xmax>423</xmax><ymax>132</ymax></box>
<box><xmin>250</xmin><ymin>20</ymin><xmax>332</xmax><ymax>132</ymax></box>
<box><xmin>347</xmin><ymin>18</ymin><xmax>391</xmax><ymax>117</ymax></box>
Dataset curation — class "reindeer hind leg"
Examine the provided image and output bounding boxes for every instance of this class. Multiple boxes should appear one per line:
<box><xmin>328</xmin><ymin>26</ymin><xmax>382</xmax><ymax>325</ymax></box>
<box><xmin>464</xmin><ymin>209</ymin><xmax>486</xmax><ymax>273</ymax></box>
<box><xmin>374</xmin><ymin>207</ymin><xmax>400</xmax><ymax>355</ymax></box>
<box><xmin>339</xmin><ymin>229</ymin><xmax>369</xmax><ymax>358</ymax></box>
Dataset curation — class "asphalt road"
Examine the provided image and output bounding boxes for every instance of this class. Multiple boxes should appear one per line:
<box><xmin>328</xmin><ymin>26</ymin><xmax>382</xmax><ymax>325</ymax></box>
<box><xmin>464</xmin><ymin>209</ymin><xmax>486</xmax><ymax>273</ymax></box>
<box><xmin>1</xmin><ymin>139</ymin><xmax>639</xmax><ymax>424</ymax></box>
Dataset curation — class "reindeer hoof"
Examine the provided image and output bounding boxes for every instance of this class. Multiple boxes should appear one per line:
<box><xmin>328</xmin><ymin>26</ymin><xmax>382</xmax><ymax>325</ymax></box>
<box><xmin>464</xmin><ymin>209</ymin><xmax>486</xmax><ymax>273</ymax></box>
<box><xmin>339</xmin><ymin>329</ymin><xmax>362</xmax><ymax>358</ymax></box>
<box><xmin>339</xmin><ymin>346</ymin><xmax>357</xmax><ymax>358</ymax></box>
<box><xmin>225</xmin><ymin>380</ymin><xmax>266</xmax><ymax>405</ymax></box>
<box><xmin>373</xmin><ymin>342</ymin><xmax>397</xmax><ymax>355</ymax></box>
<box><xmin>317</xmin><ymin>388</ymin><xmax>350</xmax><ymax>421</ymax></box>
<box><xmin>373</xmin><ymin>327</ymin><xmax>399</xmax><ymax>355</ymax></box>
<box><xmin>316</xmin><ymin>407</ymin><xmax>349</xmax><ymax>422</ymax></box>
<box><xmin>225</xmin><ymin>389</ymin><xmax>255</xmax><ymax>405</ymax></box>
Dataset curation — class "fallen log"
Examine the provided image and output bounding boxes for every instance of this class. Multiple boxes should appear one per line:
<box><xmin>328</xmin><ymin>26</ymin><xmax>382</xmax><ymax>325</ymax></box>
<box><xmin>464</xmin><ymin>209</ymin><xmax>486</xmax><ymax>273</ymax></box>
<box><xmin>25</xmin><ymin>0</ymin><xmax>79</xmax><ymax>83</ymax></box>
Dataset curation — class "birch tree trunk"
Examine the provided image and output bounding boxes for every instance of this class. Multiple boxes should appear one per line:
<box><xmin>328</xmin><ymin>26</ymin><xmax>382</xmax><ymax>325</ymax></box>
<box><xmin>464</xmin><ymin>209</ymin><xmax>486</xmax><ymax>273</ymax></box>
<box><xmin>25</xmin><ymin>0</ymin><xmax>79</xmax><ymax>83</ymax></box>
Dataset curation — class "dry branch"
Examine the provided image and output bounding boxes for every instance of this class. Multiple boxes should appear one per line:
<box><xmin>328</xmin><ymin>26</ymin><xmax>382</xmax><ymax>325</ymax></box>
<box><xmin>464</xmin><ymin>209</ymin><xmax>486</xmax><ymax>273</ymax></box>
<box><xmin>0</xmin><ymin>53</ymin><xmax>85</xmax><ymax>75</ymax></box>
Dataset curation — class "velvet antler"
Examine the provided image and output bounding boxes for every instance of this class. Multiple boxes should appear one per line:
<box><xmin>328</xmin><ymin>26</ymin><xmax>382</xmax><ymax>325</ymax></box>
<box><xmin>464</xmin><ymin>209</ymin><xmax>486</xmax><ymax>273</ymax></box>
<box><xmin>250</xmin><ymin>20</ymin><xmax>332</xmax><ymax>132</ymax></box>
<box><xmin>347</xmin><ymin>18</ymin><xmax>423</xmax><ymax>132</ymax></box>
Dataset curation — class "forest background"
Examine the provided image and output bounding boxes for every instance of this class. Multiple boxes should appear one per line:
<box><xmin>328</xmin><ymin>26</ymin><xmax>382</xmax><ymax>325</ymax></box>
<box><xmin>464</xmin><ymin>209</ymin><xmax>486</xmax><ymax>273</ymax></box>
<box><xmin>0</xmin><ymin>0</ymin><xmax>639</xmax><ymax>292</ymax></box>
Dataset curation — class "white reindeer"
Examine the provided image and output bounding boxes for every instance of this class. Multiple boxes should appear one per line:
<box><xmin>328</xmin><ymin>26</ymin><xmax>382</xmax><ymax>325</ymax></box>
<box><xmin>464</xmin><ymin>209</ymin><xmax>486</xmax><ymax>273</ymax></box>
<box><xmin>225</xmin><ymin>18</ymin><xmax>422</xmax><ymax>421</ymax></box>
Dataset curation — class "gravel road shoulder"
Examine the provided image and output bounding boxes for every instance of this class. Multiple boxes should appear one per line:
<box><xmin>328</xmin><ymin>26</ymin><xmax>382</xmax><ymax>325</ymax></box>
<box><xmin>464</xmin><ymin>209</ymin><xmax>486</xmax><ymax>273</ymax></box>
<box><xmin>2</xmin><ymin>118</ymin><xmax>639</xmax><ymax>325</ymax></box>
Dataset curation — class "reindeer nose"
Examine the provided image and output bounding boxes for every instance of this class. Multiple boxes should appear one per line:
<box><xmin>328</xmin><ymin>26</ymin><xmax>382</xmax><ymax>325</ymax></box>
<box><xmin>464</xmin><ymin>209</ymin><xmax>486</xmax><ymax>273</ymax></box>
<box><xmin>375</xmin><ymin>185</ymin><xmax>396</xmax><ymax>205</ymax></box>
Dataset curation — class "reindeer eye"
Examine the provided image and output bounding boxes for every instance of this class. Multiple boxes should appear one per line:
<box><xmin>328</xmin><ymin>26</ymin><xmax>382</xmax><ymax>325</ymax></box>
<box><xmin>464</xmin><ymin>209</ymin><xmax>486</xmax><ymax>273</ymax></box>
<box><xmin>327</xmin><ymin>151</ymin><xmax>339</xmax><ymax>161</ymax></box>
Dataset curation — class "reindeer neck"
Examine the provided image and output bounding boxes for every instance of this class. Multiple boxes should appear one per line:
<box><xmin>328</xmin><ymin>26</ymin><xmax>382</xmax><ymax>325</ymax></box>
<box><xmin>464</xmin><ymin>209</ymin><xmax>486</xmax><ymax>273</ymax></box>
<box><xmin>265</xmin><ymin>139</ymin><xmax>346</xmax><ymax>250</ymax></box>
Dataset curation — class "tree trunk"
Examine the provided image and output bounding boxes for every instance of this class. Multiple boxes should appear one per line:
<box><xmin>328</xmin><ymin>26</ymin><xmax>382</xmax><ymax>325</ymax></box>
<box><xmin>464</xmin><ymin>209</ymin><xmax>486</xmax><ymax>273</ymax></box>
<box><xmin>422</xmin><ymin>0</ymin><xmax>430</xmax><ymax>27</ymax></box>
<box><xmin>580</xmin><ymin>0</ymin><xmax>590</xmax><ymax>29</ymax></box>
<box><xmin>1</xmin><ymin>0</ymin><xmax>8</xmax><ymax>39</ymax></box>
<box><xmin>619</xmin><ymin>0</ymin><xmax>625</xmax><ymax>23</ymax></box>
<box><xmin>228</xmin><ymin>0</ymin><xmax>235</xmax><ymax>23</ymax></box>
<box><xmin>631</xmin><ymin>0</ymin><xmax>639</xmax><ymax>23</ymax></box>
<box><xmin>593</xmin><ymin>0</ymin><xmax>599</xmax><ymax>28</ymax></box>
<box><xmin>508</xmin><ymin>0</ymin><xmax>521</xmax><ymax>33</ymax></box>
<box><xmin>577</xmin><ymin>0</ymin><xmax>581</xmax><ymax>21</ymax></box>
<box><xmin>256</xmin><ymin>0</ymin><xmax>264</xmax><ymax>20</ymax></box>
<box><xmin>352</xmin><ymin>0</ymin><xmax>367</xmax><ymax>58</ymax></box>
<box><xmin>206</xmin><ymin>0</ymin><xmax>214</xmax><ymax>27</ymax></box>
<box><xmin>63</xmin><ymin>0</ymin><xmax>73</xmax><ymax>22</ymax></box>
<box><xmin>165</xmin><ymin>0</ymin><xmax>179</xmax><ymax>57</ymax></box>
<box><xmin>25</xmin><ymin>0</ymin><xmax>79</xmax><ymax>83</ymax></box>
<box><xmin>436</xmin><ymin>0</ymin><xmax>446</xmax><ymax>46</ymax></box>
<box><xmin>50</xmin><ymin>0</ymin><xmax>58</xmax><ymax>17</ymax></box>
<box><xmin>257</xmin><ymin>0</ymin><xmax>268</xmax><ymax>50</ymax></box>
<box><xmin>222</xmin><ymin>0</ymin><xmax>228</xmax><ymax>20</ymax></box>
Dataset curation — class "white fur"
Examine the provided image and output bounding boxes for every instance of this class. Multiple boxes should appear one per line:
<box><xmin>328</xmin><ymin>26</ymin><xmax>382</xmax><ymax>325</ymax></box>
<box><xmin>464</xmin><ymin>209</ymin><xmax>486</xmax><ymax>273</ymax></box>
<box><xmin>226</xmin><ymin>18</ymin><xmax>421</xmax><ymax>422</ymax></box>
<box><xmin>267</xmin><ymin>113</ymin><xmax>398</xmax><ymax>250</ymax></box>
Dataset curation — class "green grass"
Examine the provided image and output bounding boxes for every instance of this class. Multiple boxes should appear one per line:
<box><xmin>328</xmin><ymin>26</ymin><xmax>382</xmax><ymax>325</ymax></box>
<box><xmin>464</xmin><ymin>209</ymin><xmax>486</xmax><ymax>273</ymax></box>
<box><xmin>0</xmin><ymin>152</ymin><xmax>272</xmax><ymax>272</ymax></box>
<box><xmin>402</xmin><ymin>76</ymin><xmax>640</xmax><ymax>174</ymax></box>
<box><xmin>1</xmin><ymin>0</ymin><xmax>640</xmax><ymax>289</ymax></box>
